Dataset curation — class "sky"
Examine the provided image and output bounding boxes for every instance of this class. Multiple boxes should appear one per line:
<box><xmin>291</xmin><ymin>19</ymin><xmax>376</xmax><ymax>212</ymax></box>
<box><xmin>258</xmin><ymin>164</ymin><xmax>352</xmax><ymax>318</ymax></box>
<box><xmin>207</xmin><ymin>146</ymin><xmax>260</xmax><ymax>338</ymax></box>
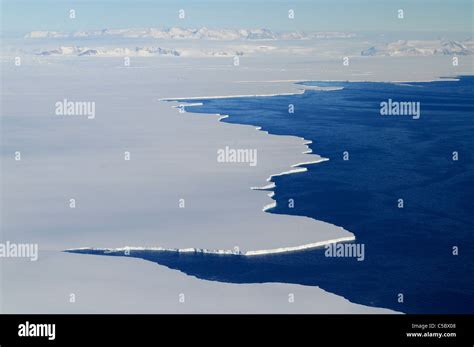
<box><xmin>0</xmin><ymin>0</ymin><xmax>472</xmax><ymax>35</ymax></box>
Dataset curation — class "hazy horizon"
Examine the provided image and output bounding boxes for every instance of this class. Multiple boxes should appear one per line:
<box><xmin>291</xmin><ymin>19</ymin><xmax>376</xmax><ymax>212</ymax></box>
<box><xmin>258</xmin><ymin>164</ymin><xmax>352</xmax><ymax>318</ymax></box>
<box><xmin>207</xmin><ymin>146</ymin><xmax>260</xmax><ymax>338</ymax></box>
<box><xmin>1</xmin><ymin>0</ymin><xmax>472</xmax><ymax>36</ymax></box>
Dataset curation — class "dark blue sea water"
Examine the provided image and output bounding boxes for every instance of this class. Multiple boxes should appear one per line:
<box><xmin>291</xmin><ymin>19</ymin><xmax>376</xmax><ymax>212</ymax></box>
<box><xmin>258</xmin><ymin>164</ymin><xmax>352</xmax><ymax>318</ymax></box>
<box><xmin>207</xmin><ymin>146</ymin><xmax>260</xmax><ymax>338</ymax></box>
<box><xmin>71</xmin><ymin>76</ymin><xmax>474</xmax><ymax>313</ymax></box>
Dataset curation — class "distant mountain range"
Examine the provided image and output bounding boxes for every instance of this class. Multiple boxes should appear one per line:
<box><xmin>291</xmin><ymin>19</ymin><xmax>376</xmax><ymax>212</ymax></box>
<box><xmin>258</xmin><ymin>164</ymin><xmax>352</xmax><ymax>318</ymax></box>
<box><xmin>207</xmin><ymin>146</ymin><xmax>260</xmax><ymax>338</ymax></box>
<box><xmin>361</xmin><ymin>39</ymin><xmax>473</xmax><ymax>56</ymax></box>
<box><xmin>34</xmin><ymin>46</ymin><xmax>181</xmax><ymax>57</ymax></box>
<box><xmin>24</xmin><ymin>27</ymin><xmax>356</xmax><ymax>40</ymax></box>
<box><xmin>26</xmin><ymin>32</ymin><xmax>473</xmax><ymax>58</ymax></box>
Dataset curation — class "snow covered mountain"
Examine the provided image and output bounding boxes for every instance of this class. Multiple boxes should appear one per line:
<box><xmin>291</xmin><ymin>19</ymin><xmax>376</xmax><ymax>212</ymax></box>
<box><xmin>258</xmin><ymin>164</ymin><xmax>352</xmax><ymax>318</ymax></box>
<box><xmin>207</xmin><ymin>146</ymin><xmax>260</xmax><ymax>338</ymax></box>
<box><xmin>34</xmin><ymin>46</ymin><xmax>180</xmax><ymax>57</ymax></box>
<box><xmin>24</xmin><ymin>27</ymin><xmax>355</xmax><ymax>40</ymax></box>
<box><xmin>361</xmin><ymin>39</ymin><xmax>473</xmax><ymax>56</ymax></box>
